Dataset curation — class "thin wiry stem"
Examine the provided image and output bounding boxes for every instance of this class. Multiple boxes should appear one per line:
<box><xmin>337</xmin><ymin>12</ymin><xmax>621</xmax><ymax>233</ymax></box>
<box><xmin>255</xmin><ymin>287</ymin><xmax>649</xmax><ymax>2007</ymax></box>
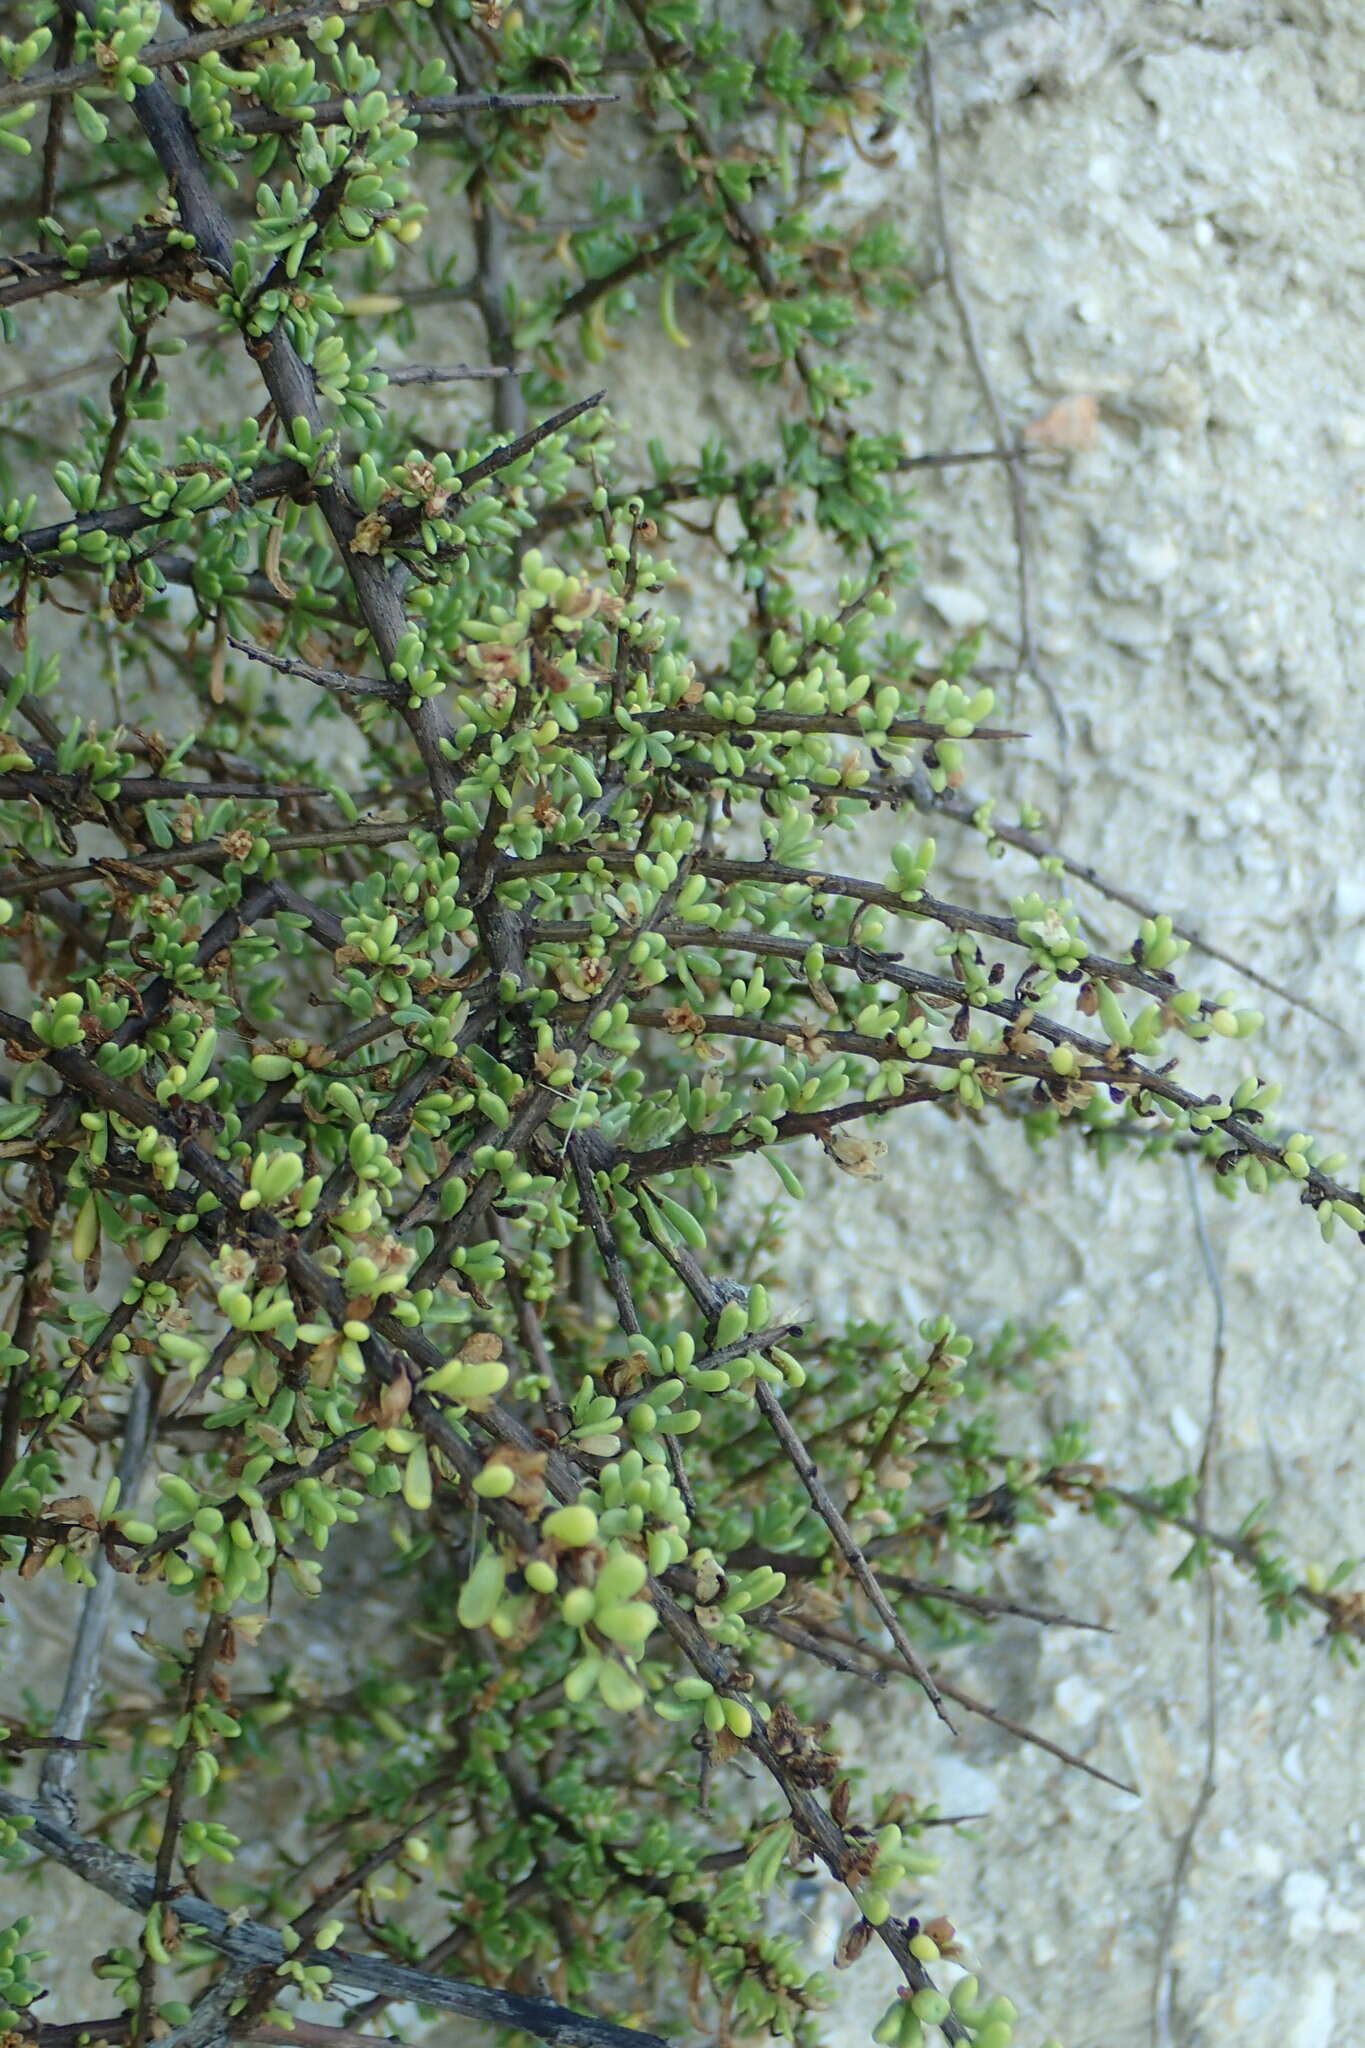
<box><xmin>920</xmin><ymin>41</ymin><xmax>1070</xmax><ymax>768</ymax></box>
<box><xmin>37</xmin><ymin>1366</ymin><xmax>157</xmax><ymax>1822</ymax></box>
<box><xmin>752</xmin><ymin>1380</ymin><xmax>952</xmax><ymax>1727</ymax></box>
<box><xmin>1151</xmin><ymin>1159</ymin><xmax>1227</xmax><ymax>2048</ymax></box>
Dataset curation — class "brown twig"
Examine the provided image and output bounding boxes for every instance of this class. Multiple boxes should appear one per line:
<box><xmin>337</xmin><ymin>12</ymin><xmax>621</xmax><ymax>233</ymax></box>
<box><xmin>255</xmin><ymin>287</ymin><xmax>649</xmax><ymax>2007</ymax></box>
<box><xmin>554</xmin><ymin>231</ymin><xmax>691</xmax><ymax>323</ymax></box>
<box><xmin>813</xmin><ymin>1622</ymin><xmax>1137</xmax><ymax>1796</ymax></box>
<box><xmin>0</xmin><ymin>456</ymin><xmax>306</xmax><ymax>567</ymax></box>
<box><xmin>225</xmin><ymin>634</ymin><xmax>404</xmax><ymax>702</ymax></box>
<box><xmin>231</xmin><ymin>87</ymin><xmax>618</xmax><ymax>137</ymax></box>
<box><xmin>647</xmin><ymin>1588</ymin><xmax>972</xmax><ymax>2043</ymax></box>
<box><xmin>752</xmin><ymin>1380</ymin><xmax>952</xmax><ymax>1727</ymax></box>
<box><xmin>922</xmin><ymin>778</ymin><xmax>1345</xmax><ymax>1033</ymax></box>
<box><xmin>386</xmin><ymin>360</ymin><xmax>511</xmax><ymax>385</ymax></box>
<box><xmin>0</xmin><ymin>0</ymin><xmax>396</xmax><ymax>113</ymax></box>
<box><xmin>0</xmin><ymin>224</ymin><xmax>189</xmax><ymax>309</ymax></box>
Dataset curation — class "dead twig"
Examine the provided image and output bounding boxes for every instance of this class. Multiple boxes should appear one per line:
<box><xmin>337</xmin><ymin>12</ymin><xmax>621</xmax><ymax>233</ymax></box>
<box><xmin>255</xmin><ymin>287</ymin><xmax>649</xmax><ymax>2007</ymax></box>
<box><xmin>752</xmin><ymin>1380</ymin><xmax>953</xmax><ymax>1729</ymax></box>
<box><xmin>813</xmin><ymin>1623</ymin><xmax>1138</xmax><ymax>1796</ymax></box>
<box><xmin>919</xmin><ymin>42</ymin><xmax>1070</xmax><ymax>768</ymax></box>
<box><xmin>1151</xmin><ymin>1159</ymin><xmax>1227</xmax><ymax>2048</ymax></box>
<box><xmin>225</xmin><ymin>635</ymin><xmax>404</xmax><ymax>702</ymax></box>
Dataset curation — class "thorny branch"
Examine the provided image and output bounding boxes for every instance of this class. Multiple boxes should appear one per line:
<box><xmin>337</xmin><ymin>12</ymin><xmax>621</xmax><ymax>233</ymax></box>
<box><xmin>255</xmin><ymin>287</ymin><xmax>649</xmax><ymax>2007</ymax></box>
<box><xmin>3</xmin><ymin>10</ymin><xmax>1360</xmax><ymax>2048</ymax></box>
<box><xmin>752</xmin><ymin>1381</ymin><xmax>951</xmax><ymax>1727</ymax></box>
<box><xmin>0</xmin><ymin>961</ymin><xmax>999</xmax><ymax>2035</ymax></box>
<box><xmin>0</xmin><ymin>1793</ymin><xmax>671</xmax><ymax>2048</ymax></box>
<box><xmin>0</xmin><ymin>1</ymin><xmax>397</xmax><ymax>114</ymax></box>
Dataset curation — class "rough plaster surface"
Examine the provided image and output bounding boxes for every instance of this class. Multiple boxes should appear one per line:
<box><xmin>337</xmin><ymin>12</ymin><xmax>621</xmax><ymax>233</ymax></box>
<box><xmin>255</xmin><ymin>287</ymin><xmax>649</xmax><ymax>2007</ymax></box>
<box><xmin>4</xmin><ymin>4</ymin><xmax>1365</xmax><ymax>2045</ymax></box>
<box><xmin>608</xmin><ymin>2</ymin><xmax>1365</xmax><ymax>2042</ymax></box>
<box><xmin>749</xmin><ymin>7</ymin><xmax>1365</xmax><ymax>2046</ymax></box>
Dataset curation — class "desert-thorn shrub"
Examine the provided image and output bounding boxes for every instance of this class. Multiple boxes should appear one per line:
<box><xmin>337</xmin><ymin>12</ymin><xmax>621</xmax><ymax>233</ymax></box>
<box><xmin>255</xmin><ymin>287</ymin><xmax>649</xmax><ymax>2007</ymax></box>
<box><xmin>0</xmin><ymin>4</ymin><xmax>1360</xmax><ymax>2047</ymax></box>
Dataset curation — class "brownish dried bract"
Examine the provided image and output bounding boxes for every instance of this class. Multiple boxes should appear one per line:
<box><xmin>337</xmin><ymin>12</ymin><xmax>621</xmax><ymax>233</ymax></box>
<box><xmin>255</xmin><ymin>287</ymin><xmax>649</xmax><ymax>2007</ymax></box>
<box><xmin>821</xmin><ymin>1127</ymin><xmax>887</xmax><ymax>1179</ymax></box>
<box><xmin>349</xmin><ymin>512</ymin><xmax>392</xmax><ymax>556</ymax></box>
<box><xmin>45</xmin><ymin>1493</ymin><xmax>100</xmax><ymax>1529</ymax></box>
<box><xmin>837</xmin><ymin>1831</ymin><xmax>879</xmax><ymax>1886</ymax></box>
<box><xmin>833</xmin><ymin>1915</ymin><xmax>875</xmax><ymax>1970</ymax></box>
<box><xmin>765</xmin><ymin>1698</ymin><xmax>838</xmax><ymax>1788</ymax></box>
<box><xmin>1326</xmin><ymin>1588</ymin><xmax>1365</xmax><ymax>1636</ymax></box>
<box><xmin>358</xmin><ymin>1371</ymin><xmax>412</xmax><ymax>1430</ymax></box>
<box><xmin>662</xmin><ymin>1002</ymin><xmax>706</xmax><ymax>1037</ymax></box>
<box><xmin>922</xmin><ymin>1915</ymin><xmax>961</xmax><ymax>1960</ymax></box>
<box><xmin>481</xmin><ymin>1443</ymin><xmax>548</xmax><ymax>1511</ymax></box>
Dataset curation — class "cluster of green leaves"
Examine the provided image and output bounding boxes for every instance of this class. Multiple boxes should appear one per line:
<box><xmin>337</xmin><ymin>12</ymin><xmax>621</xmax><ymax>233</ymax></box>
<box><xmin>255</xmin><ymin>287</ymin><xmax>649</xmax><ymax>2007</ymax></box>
<box><xmin>0</xmin><ymin>5</ymin><xmax>1360</xmax><ymax>2048</ymax></box>
<box><xmin>0</xmin><ymin>1812</ymin><xmax>44</xmax><ymax>2030</ymax></box>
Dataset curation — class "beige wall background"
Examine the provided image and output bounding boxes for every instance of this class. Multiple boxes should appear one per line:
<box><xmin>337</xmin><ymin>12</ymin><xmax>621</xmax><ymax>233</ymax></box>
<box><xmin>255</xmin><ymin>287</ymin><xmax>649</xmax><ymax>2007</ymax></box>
<box><xmin>754</xmin><ymin>7</ymin><xmax>1365</xmax><ymax>2046</ymax></box>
